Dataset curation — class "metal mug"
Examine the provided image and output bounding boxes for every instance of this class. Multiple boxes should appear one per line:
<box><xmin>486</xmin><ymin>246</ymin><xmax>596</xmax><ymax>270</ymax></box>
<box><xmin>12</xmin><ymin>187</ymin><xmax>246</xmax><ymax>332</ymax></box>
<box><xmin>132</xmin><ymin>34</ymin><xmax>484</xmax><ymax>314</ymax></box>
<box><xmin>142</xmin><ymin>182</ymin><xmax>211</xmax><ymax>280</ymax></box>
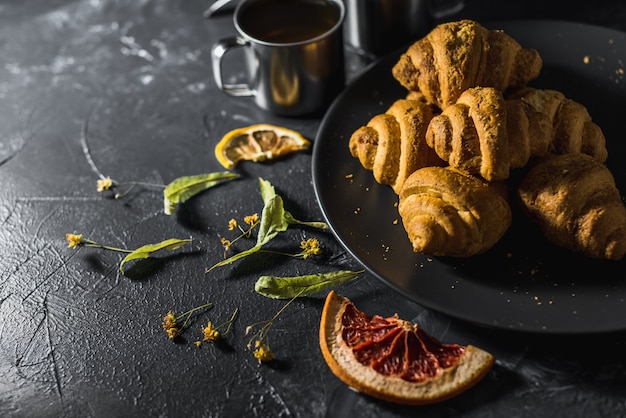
<box><xmin>344</xmin><ymin>0</ymin><xmax>465</xmax><ymax>57</ymax></box>
<box><xmin>211</xmin><ymin>0</ymin><xmax>345</xmax><ymax>117</ymax></box>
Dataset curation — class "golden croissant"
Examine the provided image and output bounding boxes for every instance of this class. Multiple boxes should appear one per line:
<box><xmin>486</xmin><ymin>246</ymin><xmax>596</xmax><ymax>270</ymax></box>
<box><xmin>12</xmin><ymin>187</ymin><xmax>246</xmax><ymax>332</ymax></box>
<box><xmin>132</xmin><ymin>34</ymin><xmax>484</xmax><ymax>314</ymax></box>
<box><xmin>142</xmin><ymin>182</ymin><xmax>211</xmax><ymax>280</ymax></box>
<box><xmin>349</xmin><ymin>99</ymin><xmax>443</xmax><ymax>194</ymax></box>
<box><xmin>517</xmin><ymin>154</ymin><xmax>626</xmax><ymax>260</ymax></box>
<box><xmin>426</xmin><ymin>87</ymin><xmax>608</xmax><ymax>181</ymax></box>
<box><xmin>398</xmin><ymin>166</ymin><xmax>512</xmax><ymax>257</ymax></box>
<box><xmin>392</xmin><ymin>19</ymin><xmax>542</xmax><ymax>109</ymax></box>
<box><xmin>508</xmin><ymin>87</ymin><xmax>608</xmax><ymax>163</ymax></box>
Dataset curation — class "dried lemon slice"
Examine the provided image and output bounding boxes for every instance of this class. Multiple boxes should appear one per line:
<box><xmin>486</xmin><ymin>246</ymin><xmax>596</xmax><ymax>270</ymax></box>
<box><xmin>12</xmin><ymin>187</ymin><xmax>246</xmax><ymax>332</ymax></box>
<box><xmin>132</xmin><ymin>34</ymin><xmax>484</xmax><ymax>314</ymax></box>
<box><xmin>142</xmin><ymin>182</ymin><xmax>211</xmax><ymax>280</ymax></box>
<box><xmin>215</xmin><ymin>124</ymin><xmax>310</xmax><ymax>169</ymax></box>
<box><xmin>319</xmin><ymin>291</ymin><xmax>494</xmax><ymax>405</ymax></box>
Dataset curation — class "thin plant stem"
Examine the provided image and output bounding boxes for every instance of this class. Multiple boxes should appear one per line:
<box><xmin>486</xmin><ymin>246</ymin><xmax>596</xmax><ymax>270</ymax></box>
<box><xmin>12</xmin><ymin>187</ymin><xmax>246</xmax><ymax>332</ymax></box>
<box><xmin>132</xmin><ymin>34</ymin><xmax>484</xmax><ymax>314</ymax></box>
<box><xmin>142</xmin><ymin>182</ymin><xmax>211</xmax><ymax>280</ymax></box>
<box><xmin>258</xmin><ymin>249</ymin><xmax>297</xmax><ymax>257</ymax></box>
<box><xmin>178</xmin><ymin>302</ymin><xmax>214</xmax><ymax>329</ymax></box>
<box><xmin>114</xmin><ymin>181</ymin><xmax>166</xmax><ymax>199</ymax></box>
<box><xmin>229</xmin><ymin>225</ymin><xmax>257</xmax><ymax>246</ymax></box>
<box><xmin>217</xmin><ymin>307</ymin><xmax>239</xmax><ymax>335</ymax></box>
<box><xmin>81</xmin><ymin>240</ymin><xmax>133</xmax><ymax>253</ymax></box>
<box><xmin>247</xmin><ymin>288</ymin><xmax>306</xmax><ymax>346</ymax></box>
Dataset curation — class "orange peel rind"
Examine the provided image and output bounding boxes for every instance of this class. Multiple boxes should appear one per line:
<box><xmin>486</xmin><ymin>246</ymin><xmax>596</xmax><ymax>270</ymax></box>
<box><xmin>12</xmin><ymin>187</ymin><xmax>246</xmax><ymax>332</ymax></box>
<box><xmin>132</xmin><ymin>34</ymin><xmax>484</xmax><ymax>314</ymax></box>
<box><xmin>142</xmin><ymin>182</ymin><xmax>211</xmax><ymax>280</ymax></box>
<box><xmin>319</xmin><ymin>291</ymin><xmax>494</xmax><ymax>405</ymax></box>
<box><xmin>215</xmin><ymin>123</ymin><xmax>310</xmax><ymax>169</ymax></box>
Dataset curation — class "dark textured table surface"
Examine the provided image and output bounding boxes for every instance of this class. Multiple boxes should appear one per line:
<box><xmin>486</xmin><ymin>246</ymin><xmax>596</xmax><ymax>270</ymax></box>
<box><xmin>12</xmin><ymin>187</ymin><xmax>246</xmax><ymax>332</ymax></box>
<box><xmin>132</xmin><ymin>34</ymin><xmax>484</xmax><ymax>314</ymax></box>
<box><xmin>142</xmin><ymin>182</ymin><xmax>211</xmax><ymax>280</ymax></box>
<box><xmin>2</xmin><ymin>1</ymin><xmax>626</xmax><ymax>417</ymax></box>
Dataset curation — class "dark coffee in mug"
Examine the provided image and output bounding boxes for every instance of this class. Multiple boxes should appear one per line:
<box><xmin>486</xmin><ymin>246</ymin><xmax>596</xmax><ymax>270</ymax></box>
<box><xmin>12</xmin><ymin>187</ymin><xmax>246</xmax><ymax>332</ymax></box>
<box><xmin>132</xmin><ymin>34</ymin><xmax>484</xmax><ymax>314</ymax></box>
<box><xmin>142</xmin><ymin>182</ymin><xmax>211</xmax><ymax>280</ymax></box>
<box><xmin>212</xmin><ymin>0</ymin><xmax>345</xmax><ymax>116</ymax></box>
<box><xmin>237</xmin><ymin>0</ymin><xmax>342</xmax><ymax>44</ymax></box>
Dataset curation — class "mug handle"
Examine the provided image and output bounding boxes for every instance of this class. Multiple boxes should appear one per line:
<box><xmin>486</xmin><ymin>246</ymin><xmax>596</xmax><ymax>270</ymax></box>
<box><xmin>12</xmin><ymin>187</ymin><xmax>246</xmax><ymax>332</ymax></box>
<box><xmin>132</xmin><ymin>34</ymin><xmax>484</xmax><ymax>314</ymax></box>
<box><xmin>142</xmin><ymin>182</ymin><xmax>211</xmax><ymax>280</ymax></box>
<box><xmin>431</xmin><ymin>0</ymin><xmax>465</xmax><ymax>19</ymax></box>
<box><xmin>211</xmin><ymin>36</ymin><xmax>255</xmax><ymax>97</ymax></box>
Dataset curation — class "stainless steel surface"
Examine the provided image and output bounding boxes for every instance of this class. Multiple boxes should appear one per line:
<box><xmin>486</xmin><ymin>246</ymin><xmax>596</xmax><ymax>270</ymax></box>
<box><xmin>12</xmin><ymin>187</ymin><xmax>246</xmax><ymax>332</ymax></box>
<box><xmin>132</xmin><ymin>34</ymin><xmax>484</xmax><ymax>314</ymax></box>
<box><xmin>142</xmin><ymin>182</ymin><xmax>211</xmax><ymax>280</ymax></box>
<box><xmin>203</xmin><ymin>0</ymin><xmax>238</xmax><ymax>18</ymax></box>
<box><xmin>211</xmin><ymin>0</ymin><xmax>346</xmax><ymax>116</ymax></box>
<box><xmin>344</xmin><ymin>0</ymin><xmax>464</xmax><ymax>57</ymax></box>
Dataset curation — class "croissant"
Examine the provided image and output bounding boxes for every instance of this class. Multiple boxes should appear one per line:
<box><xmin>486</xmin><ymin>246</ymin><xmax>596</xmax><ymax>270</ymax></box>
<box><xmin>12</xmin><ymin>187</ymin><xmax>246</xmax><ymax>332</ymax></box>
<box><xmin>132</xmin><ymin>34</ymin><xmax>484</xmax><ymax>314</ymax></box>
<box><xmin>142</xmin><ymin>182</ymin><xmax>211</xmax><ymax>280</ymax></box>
<box><xmin>349</xmin><ymin>99</ymin><xmax>443</xmax><ymax>194</ymax></box>
<box><xmin>507</xmin><ymin>87</ymin><xmax>608</xmax><ymax>163</ymax></box>
<box><xmin>517</xmin><ymin>154</ymin><xmax>626</xmax><ymax>260</ymax></box>
<box><xmin>398</xmin><ymin>166</ymin><xmax>512</xmax><ymax>257</ymax></box>
<box><xmin>392</xmin><ymin>19</ymin><xmax>542</xmax><ymax>109</ymax></box>
<box><xmin>426</xmin><ymin>87</ymin><xmax>608</xmax><ymax>181</ymax></box>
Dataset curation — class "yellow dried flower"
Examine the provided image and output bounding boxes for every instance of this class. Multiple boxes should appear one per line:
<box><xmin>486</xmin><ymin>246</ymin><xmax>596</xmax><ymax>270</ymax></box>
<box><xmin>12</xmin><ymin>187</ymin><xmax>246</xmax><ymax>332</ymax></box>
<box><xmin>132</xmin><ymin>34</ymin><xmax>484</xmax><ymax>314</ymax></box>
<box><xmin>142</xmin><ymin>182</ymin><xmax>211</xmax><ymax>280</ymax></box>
<box><xmin>221</xmin><ymin>237</ymin><xmax>232</xmax><ymax>251</ymax></box>
<box><xmin>300</xmin><ymin>238</ymin><xmax>321</xmax><ymax>259</ymax></box>
<box><xmin>66</xmin><ymin>233</ymin><xmax>83</xmax><ymax>249</ymax></box>
<box><xmin>201</xmin><ymin>321</ymin><xmax>221</xmax><ymax>343</ymax></box>
<box><xmin>244</xmin><ymin>214</ymin><xmax>259</xmax><ymax>226</ymax></box>
<box><xmin>253</xmin><ymin>340</ymin><xmax>274</xmax><ymax>364</ymax></box>
<box><xmin>195</xmin><ymin>341</ymin><xmax>202</xmax><ymax>348</ymax></box>
<box><xmin>96</xmin><ymin>176</ymin><xmax>114</xmax><ymax>192</ymax></box>
<box><xmin>228</xmin><ymin>218</ymin><xmax>238</xmax><ymax>230</ymax></box>
<box><xmin>166</xmin><ymin>327</ymin><xmax>179</xmax><ymax>339</ymax></box>
<box><xmin>162</xmin><ymin>310</ymin><xmax>177</xmax><ymax>331</ymax></box>
<box><xmin>160</xmin><ymin>303</ymin><xmax>213</xmax><ymax>341</ymax></box>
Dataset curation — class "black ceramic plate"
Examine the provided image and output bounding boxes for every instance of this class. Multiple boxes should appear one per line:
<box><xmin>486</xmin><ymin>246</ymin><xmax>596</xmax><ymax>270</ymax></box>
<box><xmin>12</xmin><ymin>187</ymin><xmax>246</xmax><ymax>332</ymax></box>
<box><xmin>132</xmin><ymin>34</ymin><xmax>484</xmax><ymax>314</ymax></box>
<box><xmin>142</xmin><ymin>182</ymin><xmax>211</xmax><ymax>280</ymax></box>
<box><xmin>312</xmin><ymin>20</ymin><xmax>626</xmax><ymax>334</ymax></box>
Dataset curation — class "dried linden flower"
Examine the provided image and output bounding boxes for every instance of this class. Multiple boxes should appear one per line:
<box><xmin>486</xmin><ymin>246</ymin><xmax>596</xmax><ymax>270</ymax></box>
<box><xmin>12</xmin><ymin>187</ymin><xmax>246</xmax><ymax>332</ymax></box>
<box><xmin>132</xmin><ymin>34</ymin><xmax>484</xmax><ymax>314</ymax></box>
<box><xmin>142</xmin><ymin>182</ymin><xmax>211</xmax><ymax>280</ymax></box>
<box><xmin>166</xmin><ymin>327</ymin><xmax>180</xmax><ymax>339</ymax></box>
<box><xmin>201</xmin><ymin>322</ymin><xmax>221</xmax><ymax>343</ymax></box>
<box><xmin>253</xmin><ymin>340</ymin><xmax>274</xmax><ymax>364</ymax></box>
<box><xmin>162</xmin><ymin>311</ymin><xmax>177</xmax><ymax>330</ymax></box>
<box><xmin>228</xmin><ymin>219</ymin><xmax>238</xmax><ymax>230</ymax></box>
<box><xmin>221</xmin><ymin>237</ymin><xmax>232</xmax><ymax>251</ymax></box>
<box><xmin>66</xmin><ymin>233</ymin><xmax>83</xmax><ymax>249</ymax></box>
<box><xmin>96</xmin><ymin>176</ymin><xmax>114</xmax><ymax>192</ymax></box>
<box><xmin>244</xmin><ymin>213</ymin><xmax>259</xmax><ymax>226</ymax></box>
<box><xmin>160</xmin><ymin>303</ymin><xmax>214</xmax><ymax>342</ymax></box>
<box><xmin>300</xmin><ymin>238</ymin><xmax>321</xmax><ymax>259</ymax></box>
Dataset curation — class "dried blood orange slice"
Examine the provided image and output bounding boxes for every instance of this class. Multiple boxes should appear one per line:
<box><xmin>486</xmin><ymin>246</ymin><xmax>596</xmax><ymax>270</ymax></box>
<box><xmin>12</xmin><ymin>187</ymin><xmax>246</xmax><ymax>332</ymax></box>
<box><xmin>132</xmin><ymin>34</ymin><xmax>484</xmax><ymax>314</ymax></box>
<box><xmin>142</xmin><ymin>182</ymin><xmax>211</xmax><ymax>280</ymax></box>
<box><xmin>215</xmin><ymin>124</ymin><xmax>310</xmax><ymax>169</ymax></box>
<box><xmin>319</xmin><ymin>291</ymin><xmax>494</xmax><ymax>405</ymax></box>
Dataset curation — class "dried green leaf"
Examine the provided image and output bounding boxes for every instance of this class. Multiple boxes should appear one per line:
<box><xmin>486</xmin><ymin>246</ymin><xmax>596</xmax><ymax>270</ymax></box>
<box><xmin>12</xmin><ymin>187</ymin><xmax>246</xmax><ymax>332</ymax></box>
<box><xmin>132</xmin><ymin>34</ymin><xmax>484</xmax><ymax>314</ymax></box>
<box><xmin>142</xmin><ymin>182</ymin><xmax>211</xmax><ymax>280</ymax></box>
<box><xmin>256</xmin><ymin>195</ymin><xmax>289</xmax><ymax>245</ymax></box>
<box><xmin>164</xmin><ymin>172</ymin><xmax>239</xmax><ymax>215</ymax></box>
<box><xmin>257</xmin><ymin>177</ymin><xmax>327</xmax><ymax>236</ymax></box>
<box><xmin>254</xmin><ymin>270</ymin><xmax>363</xmax><ymax>299</ymax></box>
<box><xmin>206</xmin><ymin>180</ymin><xmax>284</xmax><ymax>273</ymax></box>
<box><xmin>119</xmin><ymin>238</ymin><xmax>192</xmax><ymax>274</ymax></box>
<box><xmin>283</xmin><ymin>211</ymin><xmax>328</xmax><ymax>230</ymax></box>
<box><xmin>206</xmin><ymin>178</ymin><xmax>329</xmax><ymax>274</ymax></box>
<box><xmin>206</xmin><ymin>243</ymin><xmax>263</xmax><ymax>273</ymax></box>
<box><xmin>259</xmin><ymin>177</ymin><xmax>276</xmax><ymax>205</ymax></box>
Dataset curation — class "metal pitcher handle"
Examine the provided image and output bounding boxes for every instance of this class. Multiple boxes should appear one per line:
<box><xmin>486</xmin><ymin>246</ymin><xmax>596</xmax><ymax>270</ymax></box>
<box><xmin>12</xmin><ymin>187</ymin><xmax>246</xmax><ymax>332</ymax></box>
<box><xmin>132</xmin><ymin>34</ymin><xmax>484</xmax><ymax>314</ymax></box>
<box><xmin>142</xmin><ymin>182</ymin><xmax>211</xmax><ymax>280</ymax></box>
<box><xmin>431</xmin><ymin>0</ymin><xmax>464</xmax><ymax>19</ymax></box>
<box><xmin>211</xmin><ymin>36</ymin><xmax>255</xmax><ymax>97</ymax></box>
